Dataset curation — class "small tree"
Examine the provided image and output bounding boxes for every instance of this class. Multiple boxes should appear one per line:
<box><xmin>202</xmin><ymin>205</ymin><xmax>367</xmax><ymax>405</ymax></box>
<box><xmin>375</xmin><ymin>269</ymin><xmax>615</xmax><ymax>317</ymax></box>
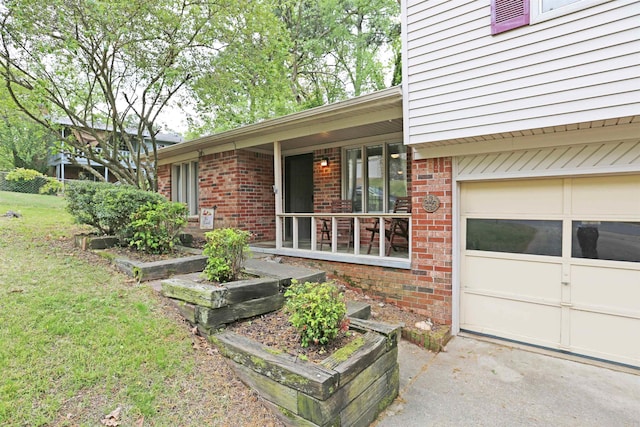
<box><xmin>202</xmin><ymin>228</ymin><xmax>251</xmax><ymax>283</ymax></box>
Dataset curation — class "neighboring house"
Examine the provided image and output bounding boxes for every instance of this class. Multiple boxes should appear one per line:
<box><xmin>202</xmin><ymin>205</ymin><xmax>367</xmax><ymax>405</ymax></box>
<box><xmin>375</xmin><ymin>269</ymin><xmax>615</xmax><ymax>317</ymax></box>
<box><xmin>156</xmin><ymin>0</ymin><xmax>639</xmax><ymax>368</ymax></box>
<box><xmin>48</xmin><ymin>118</ymin><xmax>183</xmax><ymax>182</ymax></box>
<box><xmin>403</xmin><ymin>0</ymin><xmax>639</xmax><ymax>368</ymax></box>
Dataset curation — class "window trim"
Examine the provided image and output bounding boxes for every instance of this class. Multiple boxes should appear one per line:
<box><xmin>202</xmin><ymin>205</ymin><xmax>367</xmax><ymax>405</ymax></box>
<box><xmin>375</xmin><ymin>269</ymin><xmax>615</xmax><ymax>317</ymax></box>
<box><xmin>529</xmin><ymin>0</ymin><xmax>612</xmax><ymax>24</ymax></box>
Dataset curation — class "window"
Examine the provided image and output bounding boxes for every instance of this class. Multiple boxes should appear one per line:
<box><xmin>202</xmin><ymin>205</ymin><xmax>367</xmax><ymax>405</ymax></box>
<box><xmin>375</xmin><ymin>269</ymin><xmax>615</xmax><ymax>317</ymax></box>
<box><xmin>572</xmin><ymin>221</ymin><xmax>640</xmax><ymax>263</ymax></box>
<box><xmin>344</xmin><ymin>142</ymin><xmax>407</xmax><ymax>213</ymax></box>
<box><xmin>492</xmin><ymin>0</ymin><xmax>611</xmax><ymax>32</ymax></box>
<box><xmin>466</xmin><ymin>219</ymin><xmax>562</xmax><ymax>256</ymax></box>
<box><xmin>172</xmin><ymin>161</ymin><xmax>198</xmax><ymax>215</ymax></box>
<box><xmin>541</xmin><ymin>0</ymin><xmax>581</xmax><ymax>12</ymax></box>
<box><xmin>530</xmin><ymin>0</ymin><xmax>611</xmax><ymax>23</ymax></box>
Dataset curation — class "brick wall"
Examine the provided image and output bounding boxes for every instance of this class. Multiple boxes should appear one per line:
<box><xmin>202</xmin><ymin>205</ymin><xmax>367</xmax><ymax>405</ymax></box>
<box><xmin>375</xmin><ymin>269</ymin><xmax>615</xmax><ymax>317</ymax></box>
<box><xmin>161</xmin><ymin>150</ymin><xmax>275</xmax><ymax>242</ymax></box>
<box><xmin>313</xmin><ymin>147</ymin><xmax>342</xmax><ymax>212</ymax></box>
<box><xmin>281</xmin><ymin>155</ymin><xmax>453</xmax><ymax>325</ymax></box>
<box><xmin>157</xmin><ymin>164</ymin><xmax>171</xmax><ymax>198</ymax></box>
<box><xmin>409</xmin><ymin>156</ymin><xmax>453</xmax><ymax>324</ymax></box>
<box><xmin>235</xmin><ymin>150</ymin><xmax>275</xmax><ymax>241</ymax></box>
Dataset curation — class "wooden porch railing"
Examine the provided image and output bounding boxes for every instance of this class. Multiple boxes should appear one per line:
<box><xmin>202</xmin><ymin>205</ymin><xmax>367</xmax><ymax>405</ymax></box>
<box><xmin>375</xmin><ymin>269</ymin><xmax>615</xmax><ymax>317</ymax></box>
<box><xmin>276</xmin><ymin>212</ymin><xmax>411</xmax><ymax>259</ymax></box>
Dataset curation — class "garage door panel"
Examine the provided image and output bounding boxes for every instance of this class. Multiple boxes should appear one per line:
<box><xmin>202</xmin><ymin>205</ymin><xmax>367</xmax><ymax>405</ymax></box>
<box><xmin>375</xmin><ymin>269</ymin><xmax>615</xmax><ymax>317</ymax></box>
<box><xmin>461</xmin><ymin>175</ymin><xmax>640</xmax><ymax>368</ymax></box>
<box><xmin>461</xmin><ymin>293</ymin><xmax>561</xmax><ymax>347</ymax></box>
<box><xmin>463</xmin><ymin>256</ymin><xmax>561</xmax><ymax>301</ymax></box>
<box><xmin>571</xmin><ymin>175</ymin><xmax>640</xmax><ymax>216</ymax></box>
<box><xmin>571</xmin><ymin>265</ymin><xmax>640</xmax><ymax>314</ymax></box>
<box><xmin>570</xmin><ymin>310</ymin><xmax>640</xmax><ymax>368</ymax></box>
<box><xmin>461</xmin><ymin>179</ymin><xmax>564</xmax><ymax>215</ymax></box>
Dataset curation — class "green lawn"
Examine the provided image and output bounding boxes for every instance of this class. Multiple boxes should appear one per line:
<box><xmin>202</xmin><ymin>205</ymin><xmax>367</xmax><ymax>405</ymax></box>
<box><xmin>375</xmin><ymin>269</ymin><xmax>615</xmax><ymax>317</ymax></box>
<box><xmin>0</xmin><ymin>191</ymin><xmax>277</xmax><ymax>426</ymax></box>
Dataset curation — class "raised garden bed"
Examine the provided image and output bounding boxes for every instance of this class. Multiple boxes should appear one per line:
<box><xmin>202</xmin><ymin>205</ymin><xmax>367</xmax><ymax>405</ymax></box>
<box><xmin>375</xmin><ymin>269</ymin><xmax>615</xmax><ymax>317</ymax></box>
<box><xmin>114</xmin><ymin>248</ymin><xmax>207</xmax><ymax>282</ymax></box>
<box><xmin>74</xmin><ymin>234</ymin><xmax>120</xmax><ymax>250</ymax></box>
<box><xmin>161</xmin><ymin>273</ymin><xmax>400</xmax><ymax>426</ymax></box>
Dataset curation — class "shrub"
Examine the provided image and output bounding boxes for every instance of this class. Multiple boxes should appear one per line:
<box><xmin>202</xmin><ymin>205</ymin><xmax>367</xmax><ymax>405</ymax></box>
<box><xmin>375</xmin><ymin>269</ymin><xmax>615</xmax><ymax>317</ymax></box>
<box><xmin>284</xmin><ymin>280</ymin><xmax>349</xmax><ymax>348</ymax></box>
<box><xmin>129</xmin><ymin>201</ymin><xmax>188</xmax><ymax>254</ymax></box>
<box><xmin>65</xmin><ymin>181</ymin><xmax>165</xmax><ymax>238</ymax></box>
<box><xmin>4</xmin><ymin>168</ymin><xmax>48</xmax><ymax>194</ymax></box>
<box><xmin>39</xmin><ymin>177</ymin><xmax>64</xmax><ymax>195</ymax></box>
<box><xmin>65</xmin><ymin>181</ymin><xmax>109</xmax><ymax>233</ymax></box>
<box><xmin>94</xmin><ymin>185</ymin><xmax>165</xmax><ymax>241</ymax></box>
<box><xmin>202</xmin><ymin>228</ymin><xmax>251</xmax><ymax>283</ymax></box>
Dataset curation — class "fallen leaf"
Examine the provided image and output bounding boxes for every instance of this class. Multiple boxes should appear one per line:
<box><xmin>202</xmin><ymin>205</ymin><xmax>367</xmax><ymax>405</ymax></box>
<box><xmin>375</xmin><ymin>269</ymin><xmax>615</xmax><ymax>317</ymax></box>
<box><xmin>135</xmin><ymin>416</ymin><xmax>144</xmax><ymax>427</ymax></box>
<box><xmin>100</xmin><ymin>406</ymin><xmax>121</xmax><ymax>426</ymax></box>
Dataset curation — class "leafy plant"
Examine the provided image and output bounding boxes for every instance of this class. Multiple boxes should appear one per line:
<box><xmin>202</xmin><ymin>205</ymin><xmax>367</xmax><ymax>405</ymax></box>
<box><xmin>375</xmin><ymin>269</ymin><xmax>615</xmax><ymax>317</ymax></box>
<box><xmin>65</xmin><ymin>180</ymin><xmax>109</xmax><ymax>233</ymax></box>
<box><xmin>95</xmin><ymin>185</ymin><xmax>166</xmax><ymax>241</ymax></box>
<box><xmin>4</xmin><ymin>167</ymin><xmax>48</xmax><ymax>194</ymax></box>
<box><xmin>38</xmin><ymin>177</ymin><xmax>64</xmax><ymax>195</ymax></box>
<box><xmin>202</xmin><ymin>228</ymin><xmax>251</xmax><ymax>283</ymax></box>
<box><xmin>65</xmin><ymin>181</ymin><xmax>165</xmax><ymax>238</ymax></box>
<box><xmin>284</xmin><ymin>280</ymin><xmax>349</xmax><ymax>348</ymax></box>
<box><xmin>129</xmin><ymin>201</ymin><xmax>188</xmax><ymax>254</ymax></box>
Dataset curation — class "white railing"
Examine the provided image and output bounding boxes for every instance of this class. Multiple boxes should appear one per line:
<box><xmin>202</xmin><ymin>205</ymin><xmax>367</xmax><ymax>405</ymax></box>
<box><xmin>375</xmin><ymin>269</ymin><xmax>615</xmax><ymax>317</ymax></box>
<box><xmin>276</xmin><ymin>212</ymin><xmax>411</xmax><ymax>259</ymax></box>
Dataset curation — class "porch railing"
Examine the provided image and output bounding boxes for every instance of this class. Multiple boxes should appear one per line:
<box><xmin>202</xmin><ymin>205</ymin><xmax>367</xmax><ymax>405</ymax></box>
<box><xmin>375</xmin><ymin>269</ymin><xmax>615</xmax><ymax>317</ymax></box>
<box><xmin>275</xmin><ymin>212</ymin><xmax>411</xmax><ymax>259</ymax></box>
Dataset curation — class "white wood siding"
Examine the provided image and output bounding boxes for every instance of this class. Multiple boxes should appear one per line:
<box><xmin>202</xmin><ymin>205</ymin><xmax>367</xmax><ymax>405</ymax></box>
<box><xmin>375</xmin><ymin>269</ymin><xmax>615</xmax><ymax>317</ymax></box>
<box><xmin>404</xmin><ymin>0</ymin><xmax>640</xmax><ymax>144</ymax></box>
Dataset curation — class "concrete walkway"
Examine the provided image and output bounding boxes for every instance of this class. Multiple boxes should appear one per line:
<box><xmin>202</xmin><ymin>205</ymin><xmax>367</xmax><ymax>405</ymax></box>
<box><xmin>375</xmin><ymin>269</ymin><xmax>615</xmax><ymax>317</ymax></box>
<box><xmin>375</xmin><ymin>336</ymin><xmax>640</xmax><ymax>427</ymax></box>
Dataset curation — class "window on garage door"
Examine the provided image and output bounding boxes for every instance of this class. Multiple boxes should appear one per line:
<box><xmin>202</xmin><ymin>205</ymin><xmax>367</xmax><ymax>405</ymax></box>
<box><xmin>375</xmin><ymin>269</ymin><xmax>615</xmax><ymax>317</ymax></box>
<box><xmin>572</xmin><ymin>221</ymin><xmax>640</xmax><ymax>263</ymax></box>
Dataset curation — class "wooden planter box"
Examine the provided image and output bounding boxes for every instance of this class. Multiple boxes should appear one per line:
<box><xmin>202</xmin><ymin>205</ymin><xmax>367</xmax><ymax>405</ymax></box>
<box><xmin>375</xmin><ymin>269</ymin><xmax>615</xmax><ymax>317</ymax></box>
<box><xmin>74</xmin><ymin>234</ymin><xmax>119</xmax><ymax>250</ymax></box>
<box><xmin>161</xmin><ymin>275</ymin><xmax>286</xmax><ymax>334</ymax></box>
<box><xmin>161</xmin><ymin>275</ymin><xmax>399</xmax><ymax>426</ymax></box>
<box><xmin>212</xmin><ymin>318</ymin><xmax>400</xmax><ymax>427</ymax></box>
<box><xmin>115</xmin><ymin>251</ymin><xmax>208</xmax><ymax>282</ymax></box>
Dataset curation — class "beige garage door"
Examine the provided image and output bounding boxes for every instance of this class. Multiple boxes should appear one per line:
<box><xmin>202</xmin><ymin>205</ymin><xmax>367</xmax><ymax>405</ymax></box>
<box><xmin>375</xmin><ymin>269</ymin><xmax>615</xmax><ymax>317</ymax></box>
<box><xmin>460</xmin><ymin>175</ymin><xmax>640</xmax><ymax>367</ymax></box>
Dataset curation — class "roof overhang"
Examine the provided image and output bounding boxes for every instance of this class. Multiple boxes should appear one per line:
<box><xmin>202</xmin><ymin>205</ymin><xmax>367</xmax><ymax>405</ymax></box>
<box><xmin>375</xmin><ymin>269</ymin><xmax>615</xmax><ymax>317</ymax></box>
<box><xmin>157</xmin><ymin>86</ymin><xmax>403</xmax><ymax>165</ymax></box>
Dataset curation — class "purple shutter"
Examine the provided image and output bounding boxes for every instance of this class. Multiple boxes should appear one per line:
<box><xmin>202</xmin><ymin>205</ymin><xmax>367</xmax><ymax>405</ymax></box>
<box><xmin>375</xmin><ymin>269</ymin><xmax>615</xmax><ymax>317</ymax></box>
<box><xmin>491</xmin><ymin>0</ymin><xmax>530</xmax><ymax>35</ymax></box>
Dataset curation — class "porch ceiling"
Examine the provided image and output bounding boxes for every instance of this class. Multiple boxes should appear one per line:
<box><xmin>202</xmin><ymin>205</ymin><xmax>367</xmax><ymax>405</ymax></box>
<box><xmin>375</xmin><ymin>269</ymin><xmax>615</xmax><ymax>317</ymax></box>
<box><xmin>157</xmin><ymin>87</ymin><xmax>403</xmax><ymax>164</ymax></box>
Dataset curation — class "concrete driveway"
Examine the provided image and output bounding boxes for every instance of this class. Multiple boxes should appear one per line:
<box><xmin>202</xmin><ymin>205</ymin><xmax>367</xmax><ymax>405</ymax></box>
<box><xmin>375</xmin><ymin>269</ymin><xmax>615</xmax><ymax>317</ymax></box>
<box><xmin>375</xmin><ymin>336</ymin><xmax>640</xmax><ymax>426</ymax></box>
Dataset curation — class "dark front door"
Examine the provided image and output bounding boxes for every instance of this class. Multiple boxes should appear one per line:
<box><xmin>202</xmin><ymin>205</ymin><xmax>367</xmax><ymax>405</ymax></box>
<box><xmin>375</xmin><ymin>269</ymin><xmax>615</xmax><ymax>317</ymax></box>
<box><xmin>284</xmin><ymin>153</ymin><xmax>314</xmax><ymax>240</ymax></box>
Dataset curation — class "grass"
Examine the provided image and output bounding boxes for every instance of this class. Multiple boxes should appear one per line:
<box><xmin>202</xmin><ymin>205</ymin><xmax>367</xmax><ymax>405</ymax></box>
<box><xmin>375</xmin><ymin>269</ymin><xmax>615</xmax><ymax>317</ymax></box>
<box><xmin>0</xmin><ymin>191</ymin><xmax>279</xmax><ymax>426</ymax></box>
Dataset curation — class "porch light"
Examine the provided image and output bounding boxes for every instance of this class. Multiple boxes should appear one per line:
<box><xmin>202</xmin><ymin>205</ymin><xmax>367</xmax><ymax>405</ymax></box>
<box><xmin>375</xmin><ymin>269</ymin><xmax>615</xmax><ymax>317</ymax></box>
<box><xmin>320</xmin><ymin>157</ymin><xmax>329</xmax><ymax>167</ymax></box>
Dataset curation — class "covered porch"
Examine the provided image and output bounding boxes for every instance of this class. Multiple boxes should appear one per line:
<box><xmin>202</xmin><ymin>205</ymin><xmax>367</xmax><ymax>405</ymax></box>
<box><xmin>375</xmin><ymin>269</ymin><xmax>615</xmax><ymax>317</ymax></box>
<box><xmin>157</xmin><ymin>87</ymin><xmax>410</xmax><ymax>269</ymax></box>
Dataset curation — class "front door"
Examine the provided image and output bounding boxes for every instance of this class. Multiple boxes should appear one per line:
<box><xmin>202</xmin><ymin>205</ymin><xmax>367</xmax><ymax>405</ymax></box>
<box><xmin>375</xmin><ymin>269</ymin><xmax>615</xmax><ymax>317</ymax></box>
<box><xmin>284</xmin><ymin>154</ymin><xmax>314</xmax><ymax>240</ymax></box>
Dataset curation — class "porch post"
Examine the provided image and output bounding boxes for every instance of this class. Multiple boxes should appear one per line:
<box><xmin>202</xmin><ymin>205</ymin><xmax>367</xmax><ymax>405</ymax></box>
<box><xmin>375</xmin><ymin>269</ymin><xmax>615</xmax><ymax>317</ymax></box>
<box><xmin>274</xmin><ymin>140</ymin><xmax>283</xmax><ymax>249</ymax></box>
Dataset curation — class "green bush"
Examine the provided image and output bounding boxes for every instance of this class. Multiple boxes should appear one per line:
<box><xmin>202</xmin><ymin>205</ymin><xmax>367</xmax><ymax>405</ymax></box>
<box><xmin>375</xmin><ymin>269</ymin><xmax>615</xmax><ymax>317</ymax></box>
<box><xmin>38</xmin><ymin>177</ymin><xmax>64</xmax><ymax>195</ymax></box>
<box><xmin>94</xmin><ymin>185</ymin><xmax>165</xmax><ymax>241</ymax></box>
<box><xmin>4</xmin><ymin>168</ymin><xmax>48</xmax><ymax>194</ymax></box>
<box><xmin>284</xmin><ymin>280</ymin><xmax>349</xmax><ymax>348</ymax></box>
<box><xmin>65</xmin><ymin>181</ymin><xmax>109</xmax><ymax>233</ymax></box>
<box><xmin>129</xmin><ymin>201</ymin><xmax>188</xmax><ymax>254</ymax></box>
<box><xmin>202</xmin><ymin>228</ymin><xmax>251</xmax><ymax>283</ymax></box>
<box><xmin>65</xmin><ymin>181</ymin><xmax>165</xmax><ymax>238</ymax></box>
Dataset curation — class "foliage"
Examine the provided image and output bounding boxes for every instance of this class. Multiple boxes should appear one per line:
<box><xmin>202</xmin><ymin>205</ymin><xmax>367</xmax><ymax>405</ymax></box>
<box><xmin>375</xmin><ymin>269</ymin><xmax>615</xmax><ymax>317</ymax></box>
<box><xmin>0</xmin><ymin>84</ymin><xmax>53</xmax><ymax>173</ymax></box>
<box><xmin>189</xmin><ymin>0</ymin><xmax>401</xmax><ymax>136</ymax></box>
<box><xmin>64</xmin><ymin>181</ymin><xmax>109</xmax><ymax>233</ymax></box>
<box><xmin>38</xmin><ymin>176</ymin><xmax>64</xmax><ymax>195</ymax></box>
<box><xmin>0</xmin><ymin>0</ymin><xmax>275</xmax><ymax>190</ymax></box>
<box><xmin>284</xmin><ymin>280</ymin><xmax>349</xmax><ymax>348</ymax></box>
<box><xmin>202</xmin><ymin>228</ymin><xmax>251</xmax><ymax>283</ymax></box>
<box><xmin>65</xmin><ymin>181</ymin><xmax>165</xmax><ymax>237</ymax></box>
<box><xmin>94</xmin><ymin>186</ymin><xmax>166</xmax><ymax>241</ymax></box>
<box><xmin>129</xmin><ymin>201</ymin><xmax>188</xmax><ymax>254</ymax></box>
<box><xmin>3</xmin><ymin>167</ymin><xmax>48</xmax><ymax>194</ymax></box>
